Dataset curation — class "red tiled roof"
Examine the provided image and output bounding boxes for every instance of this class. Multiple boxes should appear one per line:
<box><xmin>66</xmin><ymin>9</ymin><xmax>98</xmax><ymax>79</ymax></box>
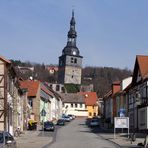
<box><xmin>79</xmin><ymin>92</ymin><xmax>98</xmax><ymax>106</ymax></box>
<box><xmin>137</xmin><ymin>55</ymin><xmax>148</xmax><ymax>79</ymax></box>
<box><xmin>20</xmin><ymin>80</ymin><xmax>40</xmax><ymax>97</ymax></box>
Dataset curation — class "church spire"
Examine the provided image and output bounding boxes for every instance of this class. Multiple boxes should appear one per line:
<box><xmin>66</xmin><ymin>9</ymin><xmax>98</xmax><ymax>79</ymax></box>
<box><xmin>67</xmin><ymin>10</ymin><xmax>77</xmax><ymax>45</ymax></box>
<box><xmin>62</xmin><ymin>10</ymin><xmax>80</xmax><ymax>56</ymax></box>
<box><xmin>70</xmin><ymin>9</ymin><xmax>75</xmax><ymax>26</ymax></box>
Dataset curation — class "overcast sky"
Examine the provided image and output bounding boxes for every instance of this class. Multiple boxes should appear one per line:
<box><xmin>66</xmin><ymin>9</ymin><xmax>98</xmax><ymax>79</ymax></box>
<box><xmin>0</xmin><ymin>0</ymin><xmax>148</xmax><ymax>70</ymax></box>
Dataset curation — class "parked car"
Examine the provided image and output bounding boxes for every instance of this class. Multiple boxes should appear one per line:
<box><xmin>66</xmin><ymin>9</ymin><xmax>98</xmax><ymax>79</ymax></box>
<box><xmin>90</xmin><ymin>118</ymin><xmax>100</xmax><ymax>127</ymax></box>
<box><xmin>57</xmin><ymin>119</ymin><xmax>65</xmax><ymax>126</ymax></box>
<box><xmin>68</xmin><ymin>114</ymin><xmax>75</xmax><ymax>119</ymax></box>
<box><xmin>85</xmin><ymin>118</ymin><xmax>92</xmax><ymax>126</ymax></box>
<box><xmin>62</xmin><ymin>115</ymin><xmax>71</xmax><ymax>122</ymax></box>
<box><xmin>0</xmin><ymin>131</ymin><xmax>16</xmax><ymax>148</ymax></box>
<box><xmin>44</xmin><ymin>121</ymin><xmax>55</xmax><ymax>131</ymax></box>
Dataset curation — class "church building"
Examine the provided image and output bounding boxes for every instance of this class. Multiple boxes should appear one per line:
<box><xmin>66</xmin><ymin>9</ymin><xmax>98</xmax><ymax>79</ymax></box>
<box><xmin>58</xmin><ymin>11</ymin><xmax>83</xmax><ymax>85</ymax></box>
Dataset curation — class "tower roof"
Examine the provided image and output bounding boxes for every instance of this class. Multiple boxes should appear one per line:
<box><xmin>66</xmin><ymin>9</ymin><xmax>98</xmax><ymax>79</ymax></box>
<box><xmin>62</xmin><ymin>10</ymin><xmax>80</xmax><ymax>57</ymax></box>
<box><xmin>70</xmin><ymin>10</ymin><xmax>76</xmax><ymax>25</ymax></box>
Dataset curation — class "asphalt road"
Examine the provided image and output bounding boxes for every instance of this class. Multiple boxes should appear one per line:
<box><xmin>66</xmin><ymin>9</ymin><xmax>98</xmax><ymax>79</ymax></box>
<box><xmin>49</xmin><ymin>118</ymin><xmax>120</xmax><ymax>148</ymax></box>
<box><xmin>16</xmin><ymin>118</ymin><xmax>142</xmax><ymax>148</ymax></box>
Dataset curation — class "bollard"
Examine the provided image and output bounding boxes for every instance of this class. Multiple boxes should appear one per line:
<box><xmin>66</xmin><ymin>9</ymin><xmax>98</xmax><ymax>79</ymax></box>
<box><xmin>132</xmin><ymin>133</ymin><xmax>136</xmax><ymax>142</ymax></box>
<box><xmin>130</xmin><ymin>133</ymin><xmax>136</xmax><ymax>144</ymax></box>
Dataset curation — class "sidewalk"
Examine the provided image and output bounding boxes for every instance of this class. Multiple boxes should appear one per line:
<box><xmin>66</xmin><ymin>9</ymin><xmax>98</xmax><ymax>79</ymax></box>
<box><xmin>15</xmin><ymin>130</ymin><xmax>53</xmax><ymax>148</ymax></box>
<box><xmin>99</xmin><ymin>132</ymin><xmax>145</xmax><ymax>147</ymax></box>
<box><xmin>96</xmin><ymin>124</ymin><xmax>146</xmax><ymax>148</ymax></box>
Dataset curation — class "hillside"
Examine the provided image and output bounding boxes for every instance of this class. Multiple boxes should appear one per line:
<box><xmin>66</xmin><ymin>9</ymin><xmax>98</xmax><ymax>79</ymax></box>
<box><xmin>10</xmin><ymin>60</ymin><xmax>132</xmax><ymax>96</ymax></box>
<box><xmin>82</xmin><ymin>67</ymin><xmax>132</xmax><ymax>97</ymax></box>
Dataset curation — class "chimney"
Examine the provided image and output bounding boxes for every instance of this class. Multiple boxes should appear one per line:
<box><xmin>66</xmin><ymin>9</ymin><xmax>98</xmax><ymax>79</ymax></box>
<box><xmin>112</xmin><ymin>81</ymin><xmax>121</xmax><ymax>95</ymax></box>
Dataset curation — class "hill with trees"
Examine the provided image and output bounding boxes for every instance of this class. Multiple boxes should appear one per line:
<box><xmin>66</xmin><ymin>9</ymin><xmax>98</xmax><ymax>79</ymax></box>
<box><xmin>82</xmin><ymin>67</ymin><xmax>132</xmax><ymax>97</ymax></box>
<box><xmin>10</xmin><ymin>60</ymin><xmax>132</xmax><ymax>96</ymax></box>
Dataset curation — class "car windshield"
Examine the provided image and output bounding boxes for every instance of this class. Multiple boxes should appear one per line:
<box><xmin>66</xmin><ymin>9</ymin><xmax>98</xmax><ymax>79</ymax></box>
<box><xmin>44</xmin><ymin>122</ymin><xmax>53</xmax><ymax>126</ymax></box>
<box><xmin>0</xmin><ymin>133</ymin><xmax>4</xmax><ymax>143</ymax></box>
<box><xmin>58</xmin><ymin>120</ymin><xmax>62</xmax><ymax>122</ymax></box>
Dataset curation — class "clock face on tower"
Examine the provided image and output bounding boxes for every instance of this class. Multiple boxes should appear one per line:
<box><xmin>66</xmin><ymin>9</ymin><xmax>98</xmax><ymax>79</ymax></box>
<box><xmin>72</xmin><ymin>51</ymin><xmax>76</xmax><ymax>55</ymax></box>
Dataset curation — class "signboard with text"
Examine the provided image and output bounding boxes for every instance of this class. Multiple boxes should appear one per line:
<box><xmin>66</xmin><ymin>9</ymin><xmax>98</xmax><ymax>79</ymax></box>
<box><xmin>114</xmin><ymin>117</ymin><xmax>129</xmax><ymax>128</ymax></box>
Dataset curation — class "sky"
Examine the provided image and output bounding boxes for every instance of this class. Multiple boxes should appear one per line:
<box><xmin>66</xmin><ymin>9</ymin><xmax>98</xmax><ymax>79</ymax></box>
<box><xmin>0</xmin><ymin>0</ymin><xmax>148</xmax><ymax>70</ymax></box>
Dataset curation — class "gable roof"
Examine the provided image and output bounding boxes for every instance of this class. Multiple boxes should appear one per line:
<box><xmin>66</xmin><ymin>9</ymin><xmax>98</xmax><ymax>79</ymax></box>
<box><xmin>80</xmin><ymin>92</ymin><xmax>98</xmax><ymax>106</ymax></box>
<box><xmin>0</xmin><ymin>55</ymin><xmax>11</xmax><ymax>64</ymax></box>
<box><xmin>41</xmin><ymin>83</ymin><xmax>54</xmax><ymax>97</ymax></box>
<box><xmin>20</xmin><ymin>80</ymin><xmax>40</xmax><ymax>97</ymax></box>
<box><xmin>132</xmin><ymin>55</ymin><xmax>148</xmax><ymax>85</ymax></box>
<box><xmin>137</xmin><ymin>55</ymin><xmax>148</xmax><ymax>79</ymax></box>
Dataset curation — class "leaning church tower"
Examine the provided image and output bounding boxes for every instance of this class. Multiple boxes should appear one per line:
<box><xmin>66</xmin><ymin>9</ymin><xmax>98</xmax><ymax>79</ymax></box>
<box><xmin>58</xmin><ymin>11</ymin><xmax>83</xmax><ymax>85</ymax></box>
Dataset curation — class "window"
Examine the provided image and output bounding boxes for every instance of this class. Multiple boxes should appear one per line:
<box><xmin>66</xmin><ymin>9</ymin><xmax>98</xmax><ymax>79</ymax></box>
<box><xmin>74</xmin><ymin>58</ymin><xmax>77</xmax><ymax>64</ymax></box>
<box><xmin>60</xmin><ymin>60</ymin><xmax>63</xmax><ymax>66</ymax></box>
<box><xmin>75</xmin><ymin>103</ymin><xmax>77</xmax><ymax>108</ymax></box>
<box><xmin>71</xmin><ymin>103</ymin><xmax>73</xmax><ymax>108</ymax></box>
<box><xmin>28</xmin><ymin>98</ymin><xmax>33</xmax><ymax>107</ymax></box>
<box><xmin>56</xmin><ymin>85</ymin><xmax>60</xmax><ymax>91</ymax></box>
<box><xmin>80</xmin><ymin>103</ymin><xmax>82</xmax><ymax>108</ymax></box>
<box><xmin>61</xmin><ymin>87</ymin><xmax>65</xmax><ymax>93</ymax></box>
<box><xmin>0</xmin><ymin>133</ymin><xmax>3</xmax><ymax>143</ymax></box>
<box><xmin>71</xmin><ymin>58</ymin><xmax>74</xmax><ymax>63</ymax></box>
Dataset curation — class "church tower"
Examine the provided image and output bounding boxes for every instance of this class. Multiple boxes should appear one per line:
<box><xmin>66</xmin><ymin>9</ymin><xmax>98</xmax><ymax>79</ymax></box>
<box><xmin>58</xmin><ymin>11</ymin><xmax>83</xmax><ymax>84</ymax></box>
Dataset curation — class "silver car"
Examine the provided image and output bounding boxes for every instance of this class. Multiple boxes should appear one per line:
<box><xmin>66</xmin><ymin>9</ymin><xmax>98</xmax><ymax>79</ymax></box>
<box><xmin>0</xmin><ymin>131</ymin><xmax>16</xmax><ymax>148</ymax></box>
